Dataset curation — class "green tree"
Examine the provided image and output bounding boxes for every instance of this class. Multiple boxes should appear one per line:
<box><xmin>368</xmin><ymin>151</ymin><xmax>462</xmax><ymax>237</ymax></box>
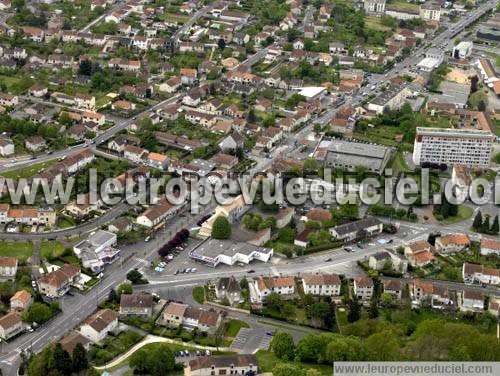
<box><xmin>482</xmin><ymin>215</ymin><xmax>491</xmax><ymax>234</ymax></box>
<box><xmin>52</xmin><ymin>343</ymin><xmax>73</xmax><ymax>375</ymax></box>
<box><xmin>72</xmin><ymin>343</ymin><xmax>88</xmax><ymax>373</ymax></box>
<box><xmin>117</xmin><ymin>282</ymin><xmax>133</xmax><ymax>296</ymax></box>
<box><xmin>472</xmin><ymin>210</ymin><xmax>483</xmax><ymax>230</ymax></box>
<box><xmin>129</xmin><ymin>348</ymin><xmax>148</xmax><ymax>373</ymax></box>
<box><xmin>212</xmin><ymin>216</ymin><xmax>232</xmax><ymax>239</ymax></box>
<box><xmin>364</xmin><ymin>330</ymin><xmax>400</xmax><ymax>360</ymax></box>
<box><xmin>22</xmin><ymin>303</ymin><xmax>53</xmax><ymax>324</ymax></box>
<box><xmin>490</xmin><ymin>215</ymin><xmax>499</xmax><ymax>234</ymax></box>
<box><xmin>273</xmin><ymin>363</ymin><xmax>305</xmax><ymax>376</ymax></box>
<box><xmin>270</xmin><ymin>332</ymin><xmax>295</xmax><ymax>360</ymax></box>
<box><xmin>347</xmin><ymin>298</ymin><xmax>361</xmax><ymax>323</ymax></box>
<box><xmin>368</xmin><ymin>297</ymin><xmax>379</xmax><ymax>318</ymax></box>
<box><xmin>265</xmin><ymin>292</ymin><xmax>283</xmax><ymax>311</ymax></box>
<box><xmin>147</xmin><ymin>344</ymin><xmax>175</xmax><ymax>376</ymax></box>
<box><xmin>126</xmin><ymin>269</ymin><xmax>144</xmax><ymax>284</ymax></box>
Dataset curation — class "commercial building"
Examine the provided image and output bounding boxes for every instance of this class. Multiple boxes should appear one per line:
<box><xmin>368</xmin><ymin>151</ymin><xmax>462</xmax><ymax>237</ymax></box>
<box><xmin>412</xmin><ymin>127</ymin><xmax>494</xmax><ymax>167</ymax></box>
<box><xmin>73</xmin><ymin>230</ymin><xmax>119</xmax><ymax>273</ymax></box>
<box><xmin>324</xmin><ymin>139</ymin><xmax>391</xmax><ymax>175</ymax></box>
<box><xmin>189</xmin><ymin>239</ymin><xmax>273</xmax><ymax>267</ymax></box>
<box><xmin>452</xmin><ymin>41</ymin><xmax>473</xmax><ymax>59</ymax></box>
<box><xmin>367</xmin><ymin>84</ymin><xmax>413</xmax><ymax>114</ymax></box>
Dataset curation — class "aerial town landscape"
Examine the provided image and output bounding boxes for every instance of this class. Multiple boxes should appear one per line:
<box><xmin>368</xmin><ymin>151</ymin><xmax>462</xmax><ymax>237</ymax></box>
<box><xmin>0</xmin><ymin>0</ymin><xmax>499</xmax><ymax>375</ymax></box>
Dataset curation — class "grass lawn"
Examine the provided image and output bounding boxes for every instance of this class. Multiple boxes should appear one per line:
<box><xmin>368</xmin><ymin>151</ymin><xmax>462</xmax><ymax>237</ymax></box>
<box><xmin>256</xmin><ymin>350</ymin><xmax>332</xmax><ymax>376</ymax></box>
<box><xmin>192</xmin><ymin>286</ymin><xmax>205</xmax><ymax>304</ymax></box>
<box><xmin>39</xmin><ymin>241</ymin><xmax>66</xmax><ymax>261</ymax></box>
<box><xmin>440</xmin><ymin>206</ymin><xmax>473</xmax><ymax>225</ymax></box>
<box><xmin>256</xmin><ymin>320</ymin><xmax>314</xmax><ymax>334</ymax></box>
<box><xmin>0</xmin><ymin>75</ymin><xmax>21</xmax><ymax>91</ymax></box>
<box><xmin>1</xmin><ymin>159</ymin><xmax>58</xmax><ymax>179</ymax></box>
<box><xmin>353</xmin><ymin>125</ymin><xmax>405</xmax><ymax>147</ymax></box>
<box><xmin>390</xmin><ymin>0</ymin><xmax>419</xmax><ymax>12</ymax></box>
<box><xmin>365</xmin><ymin>16</ymin><xmax>392</xmax><ymax>32</ymax></box>
<box><xmin>225</xmin><ymin>319</ymin><xmax>250</xmax><ymax>337</ymax></box>
<box><xmin>0</xmin><ymin>241</ymin><xmax>34</xmax><ymax>262</ymax></box>
<box><xmin>57</xmin><ymin>215</ymin><xmax>76</xmax><ymax>229</ymax></box>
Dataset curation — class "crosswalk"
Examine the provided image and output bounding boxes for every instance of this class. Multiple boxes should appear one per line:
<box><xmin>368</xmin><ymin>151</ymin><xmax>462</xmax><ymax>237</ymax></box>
<box><xmin>230</xmin><ymin>328</ymin><xmax>252</xmax><ymax>351</ymax></box>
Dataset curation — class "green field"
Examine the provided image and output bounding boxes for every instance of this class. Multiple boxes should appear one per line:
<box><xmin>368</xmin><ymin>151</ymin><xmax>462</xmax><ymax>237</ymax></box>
<box><xmin>225</xmin><ymin>319</ymin><xmax>250</xmax><ymax>337</ymax></box>
<box><xmin>365</xmin><ymin>16</ymin><xmax>392</xmax><ymax>32</ymax></box>
<box><xmin>439</xmin><ymin>205</ymin><xmax>474</xmax><ymax>225</ymax></box>
<box><xmin>256</xmin><ymin>350</ymin><xmax>332</xmax><ymax>376</ymax></box>
<box><xmin>1</xmin><ymin>159</ymin><xmax>58</xmax><ymax>179</ymax></box>
<box><xmin>0</xmin><ymin>240</ymin><xmax>34</xmax><ymax>262</ymax></box>
<box><xmin>192</xmin><ymin>286</ymin><xmax>205</xmax><ymax>304</ymax></box>
<box><xmin>39</xmin><ymin>241</ymin><xmax>66</xmax><ymax>261</ymax></box>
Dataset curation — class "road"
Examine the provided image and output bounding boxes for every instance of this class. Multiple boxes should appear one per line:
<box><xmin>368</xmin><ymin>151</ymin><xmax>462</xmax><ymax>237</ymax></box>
<box><xmin>172</xmin><ymin>3</ymin><xmax>217</xmax><ymax>43</ymax></box>
<box><xmin>0</xmin><ymin>3</ymin><xmax>498</xmax><ymax>374</ymax></box>
<box><xmin>0</xmin><ymin>94</ymin><xmax>183</xmax><ymax>174</ymax></box>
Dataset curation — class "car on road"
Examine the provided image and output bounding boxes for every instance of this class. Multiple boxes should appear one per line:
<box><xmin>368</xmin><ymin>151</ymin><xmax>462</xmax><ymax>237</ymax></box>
<box><xmin>247</xmin><ymin>269</ymin><xmax>255</xmax><ymax>273</ymax></box>
<box><xmin>191</xmin><ymin>268</ymin><xmax>197</xmax><ymax>273</ymax></box>
<box><xmin>144</xmin><ymin>236</ymin><xmax>151</xmax><ymax>242</ymax></box>
<box><xmin>344</xmin><ymin>247</ymin><xmax>353</xmax><ymax>252</ymax></box>
<box><xmin>325</xmin><ymin>258</ymin><xmax>332</xmax><ymax>262</ymax></box>
<box><xmin>174</xmin><ymin>270</ymin><xmax>179</xmax><ymax>275</ymax></box>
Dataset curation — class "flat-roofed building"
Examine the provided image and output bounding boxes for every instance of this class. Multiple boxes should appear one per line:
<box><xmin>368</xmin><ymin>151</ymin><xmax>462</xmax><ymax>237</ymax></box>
<box><xmin>324</xmin><ymin>139</ymin><xmax>391</xmax><ymax>174</ymax></box>
<box><xmin>412</xmin><ymin>127</ymin><xmax>494</xmax><ymax>167</ymax></box>
<box><xmin>189</xmin><ymin>239</ymin><xmax>273</xmax><ymax>267</ymax></box>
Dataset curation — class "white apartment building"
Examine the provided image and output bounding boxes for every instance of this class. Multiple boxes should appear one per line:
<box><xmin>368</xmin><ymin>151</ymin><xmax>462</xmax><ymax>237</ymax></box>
<box><xmin>364</xmin><ymin>0</ymin><xmax>386</xmax><ymax>15</ymax></box>
<box><xmin>419</xmin><ymin>3</ymin><xmax>441</xmax><ymax>22</ymax></box>
<box><xmin>412</xmin><ymin>128</ymin><xmax>494</xmax><ymax>167</ymax></box>
<box><xmin>302</xmin><ymin>274</ymin><xmax>341</xmax><ymax>296</ymax></box>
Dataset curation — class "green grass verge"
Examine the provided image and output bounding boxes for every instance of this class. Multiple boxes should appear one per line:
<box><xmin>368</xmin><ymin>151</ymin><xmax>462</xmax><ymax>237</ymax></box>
<box><xmin>256</xmin><ymin>350</ymin><xmax>332</xmax><ymax>376</ymax></box>
<box><xmin>39</xmin><ymin>241</ymin><xmax>66</xmax><ymax>261</ymax></box>
<box><xmin>439</xmin><ymin>206</ymin><xmax>474</xmax><ymax>225</ymax></box>
<box><xmin>192</xmin><ymin>286</ymin><xmax>205</xmax><ymax>304</ymax></box>
<box><xmin>0</xmin><ymin>241</ymin><xmax>34</xmax><ymax>262</ymax></box>
<box><xmin>256</xmin><ymin>320</ymin><xmax>314</xmax><ymax>334</ymax></box>
<box><xmin>225</xmin><ymin>319</ymin><xmax>250</xmax><ymax>337</ymax></box>
<box><xmin>1</xmin><ymin>159</ymin><xmax>58</xmax><ymax>179</ymax></box>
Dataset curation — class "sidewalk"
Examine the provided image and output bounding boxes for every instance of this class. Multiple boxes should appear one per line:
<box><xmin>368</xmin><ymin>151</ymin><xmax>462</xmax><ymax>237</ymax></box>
<box><xmin>94</xmin><ymin>334</ymin><xmax>232</xmax><ymax>370</ymax></box>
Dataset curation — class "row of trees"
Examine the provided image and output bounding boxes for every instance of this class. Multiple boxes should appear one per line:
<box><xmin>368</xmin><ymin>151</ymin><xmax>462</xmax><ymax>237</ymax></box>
<box><xmin>157</xmin><ymin>228</ymin><xmax>190</xmax><ymax>258</ymax></box>
<box><xmin>472</xmin><ymin>211</ymin><xmax>499</xmax><ymax>235</ymax></box>
<box><xmin>26</xmin><ymin>343</ymin><xmax>88</xmax><ymax>376</ymax></box>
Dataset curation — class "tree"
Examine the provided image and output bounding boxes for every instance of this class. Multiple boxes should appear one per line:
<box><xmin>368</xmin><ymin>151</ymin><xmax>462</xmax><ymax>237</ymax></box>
<box><xmin>270</xmin><ymin>332</ymin><xmax>295</xmax><ymax>360</ymax></box>
<box><xmin>490</xmin><ymin>215</ymin><xmax>499</xmax><ymax>234</ymax></box>
<box><xmin>212</xmin><ymin>216</ymin><xmax>231</xmax><ymax>239</ymax></box>
<box><xmin>72</xmin><ymin>343</ymin><xmax>88</xmax><ymax>373</ymax></box>
<box><xmin>147</xmin><ymin>344</ymin><xmax>175</xmax><ymax>376</ymax></box>
<box><xmin>79</xmin><ymin>60</ymin><xmax>92</xmax><ymax>76</ymax></box>
<box><xmin>472</xmin><ymin>210</ymin><xmax>483</xmax><ymax>230</ymax></box>
<box><xmin>52</xmin><ymin>343</ymin><xmax>73</xmax><ymax>375</ymax></box>
<box><xmin>117</xmin><ymin>283</ymin><xmax>133</xmax><ymax>296</ymax></box>
<box><xmin>273</xmin><ymin>363</ymin><xmax>305</xmax><ymax>376</ymax></box>
<box><xmin>218</xmin><ymin>38</ymin><xmax>226</xmax><ymax>50</ymax></box>
<box><xmin>310</xmin><ymin>302</ymin><xmax>331</xmax><ymax>325</ymax></box>
<box><xmin>347</xmin><ymin>298</ymin><xmax>361</xmax><ymax>323</ymax></box>
<box><xmin>21</xmin><ymin>302</ymin><xmax>53</xmax><ymax>324</ymax></box>
<box><xmin>364</xmin><ymin>330</ymin><xmax>400</xmax><ymax>360</ymax></box>
<box><xmin>126</xmin><ymin>269</ymin><xmax>145</xmax><ymax>284</ymax></box>
<box><xmin>368</xmin><ymin>297</ymin><xmax>379</xmax><ymax>318</ymax></box>
<box><xmin>482</xmin><ymin>215</ymin><xmax>491</xmax><ymax>234</ymax></box>
<box><xmin>129</xmin><ymin>349</ymin><xmax>148</xmax><ymax>373</ymax></box>
<box><xmin>265</xmin><ymin>292</ymin><xmax>283</xmax><ymax>311</ymax></box>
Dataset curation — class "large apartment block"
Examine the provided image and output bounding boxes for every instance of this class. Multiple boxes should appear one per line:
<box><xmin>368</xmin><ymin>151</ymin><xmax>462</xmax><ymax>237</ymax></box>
<box><xmin>412</xmin><ymin>127</ymin><xmax>494</xmax><ymax>167</ymax></box>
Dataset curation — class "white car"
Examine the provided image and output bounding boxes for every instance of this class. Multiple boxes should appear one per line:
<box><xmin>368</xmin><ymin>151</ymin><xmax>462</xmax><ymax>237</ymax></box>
<box><xmin>191</xmin><ymin>268</ymin><xmax>197</xmax><ymax>273</ymax></box>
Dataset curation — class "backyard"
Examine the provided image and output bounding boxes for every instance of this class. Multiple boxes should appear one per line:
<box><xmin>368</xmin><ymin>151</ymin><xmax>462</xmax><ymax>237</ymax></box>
<box><xmin>0</xmin><ymin>240</ymin><xmax>34</xmax><ymax>262</ymax></box>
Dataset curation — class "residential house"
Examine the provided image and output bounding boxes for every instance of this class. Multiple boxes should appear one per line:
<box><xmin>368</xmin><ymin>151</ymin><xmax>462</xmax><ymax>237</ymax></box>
<box><xmin>0</xmin><ymin>312</ymin><xmax>22</xmax><ymax>340</ymax></box>
<box><xmin>163</xmin><ymin>302</ymin><xmax>188</xmax><ymax>328</ymax></box>
<box><xmin>253</xmin><ymin>276</ymin><xmax>295</xmax><ymax>303</ymax></box>
<box><xmin>330</xmin><ymin>218</ymin><xmax>383</xmax><ymax>242</ymax></box>
<box><xmin>463</xmin><ymin>263</ymin><xmax>500</xmax><ymax>286</ymax></box>
<box><xmin>180</xmin><ymin>68</ymin><xmax>198</xmax><ymax>85</ymax></box>
<box><xmin>108</xmin><ymin>217</ymin><xmax>133</xmax><ymax>233</ymax></box>
<box><xmin>404</xmin><ymin>240</ymin><xmax>436</xmax><ymax>267</ymax></box>
<box><xmin>0</xmin><ymin>137</ymin><xmax>15</xmax><ymax>156</ymax></box>
<box><xmin>185</xmin><ymin>355</ymin><xmax>258</xmax><ymax>376</ymax></box>
<box><xmin>0</xmin><ymin>257</ymin><xmax>17</xmax><ymax>280</ymax></box>
<box><xmin>119</xmin><ymin>293</ymin><xmax>154</xmax><ymax>317</ymax></box>
<box><xmin>10</xmin><ymin>290</ymin><xmax>32</xmax><ymax>312</ymax></box>
<box><xmin>369</xmin><ymin>252</ymin><xmax>392</xmax><ymax>271</ymax></box>
<box><xmin>480</xmin><ymin>238</ymin><xmax>500</xmax><ymax>256</ymax></box>
<box><xmin>59</xmin><ymin>331</ymin><xmax>91</xmax><ymax>354</ymax></box>
<box><xmin>38</xmin><ymin>264</ymin><xmax>81</xmax><ymax>298</ymax></box>
<box><xmin>124</xmin><ymin>145</ymin><xmax>147</xmax><ymax>163</ymax></box>
<box><xmin>143</xmin><ymin>152</ymin><xmax>169</xmax><ymax>170</ymax></box>
<box><xmin>275</xmin><ymin>207</ymin><xmax>294</xmax><ymax>229</ymax></box>
<box><xmin>435</xmin><ymin>234</ymin><xmax>470</xmax><ymax>255</ymax></box>
<box><xmin>25</xmin><ymin>136</ymin><xmax>46</xmax><ymax>152</ymax></box>
<box><xmin>294</xmin><ymin>228</ymin><xmax>312</xmax><ymax>248</ymax></box>
<box><xmin>209</xmin><ymin>153</ymin><xmax>238</xmax><ymax>170</ymax></box>
<box><xmin>382</xmin><ymin>279</ymin><xmax>403</xmax><ymax>300</ymax></box>
<box><xmin>136</xmin><ymin>198</ymin><xmax>180</xmax><ymax>228</ymax></box>
<box><xmin>353</xmin><ymin>276</ymin><xmax>374</xmax><ymax>301</ymax></box>
<box><xmin>215</xmin><ymin>276</ymin><xmax>242</xmax><ymax>306</ymax></box>
<box><xmin>461</xmin><ymin>289</ymin><xmax>484</xmax><ymax>312</ymax></box>
<box><xmin>302</xmin><ymin>274</ymin><xmax>341</xmax><ymax>297</ymax></box>
<box><xmin>80</xmin><ymin>309</ymin><xmax>118</xmax><ymax>343</ymax></box>
<box><xmin>218</xmin><ymin>131</ymin><xmax>244</xmax><ymax>152</ymax></box>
